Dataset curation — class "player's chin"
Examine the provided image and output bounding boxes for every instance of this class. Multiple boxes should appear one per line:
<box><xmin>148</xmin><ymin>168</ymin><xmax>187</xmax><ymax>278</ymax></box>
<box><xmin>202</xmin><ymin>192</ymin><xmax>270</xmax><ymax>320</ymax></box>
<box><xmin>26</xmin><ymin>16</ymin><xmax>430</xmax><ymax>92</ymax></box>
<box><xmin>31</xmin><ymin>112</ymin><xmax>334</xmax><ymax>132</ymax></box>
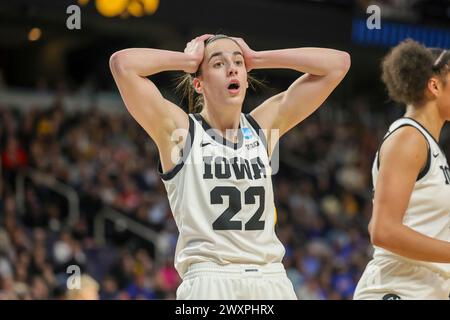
<box><xmin>227</xmin><ymin>91</ymin><xmax>245</xmax><ymax>101</ymax></box>
<box><xmin>225</xmin><ymin>95</ymin><xmax>245</xmax><ymax>106</ymax></box>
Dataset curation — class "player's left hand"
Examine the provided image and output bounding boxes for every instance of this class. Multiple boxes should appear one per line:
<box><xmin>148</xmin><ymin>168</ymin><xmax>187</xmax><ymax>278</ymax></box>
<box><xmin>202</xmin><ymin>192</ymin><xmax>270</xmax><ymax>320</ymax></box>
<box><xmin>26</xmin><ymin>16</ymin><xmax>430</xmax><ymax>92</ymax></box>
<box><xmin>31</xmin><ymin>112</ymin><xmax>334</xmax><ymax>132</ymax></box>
<box><xmin>231</xmin><ymin>37</ymin><xmax>257</xmax><ymax>72</ymax></box>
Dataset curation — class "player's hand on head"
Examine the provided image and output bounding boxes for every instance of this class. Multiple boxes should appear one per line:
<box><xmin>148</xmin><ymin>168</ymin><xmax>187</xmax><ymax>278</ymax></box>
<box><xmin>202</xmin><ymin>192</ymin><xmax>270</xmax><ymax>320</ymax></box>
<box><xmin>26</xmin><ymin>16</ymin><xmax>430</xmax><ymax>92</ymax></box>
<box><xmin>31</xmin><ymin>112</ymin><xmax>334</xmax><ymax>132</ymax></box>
<box><xmin>231</xmin><ymin>37</ymin><xmax>256</xmax><ymax>72</ymax></box>
<box><xmin>183</xmin><ymin>34</ymin><xmax>213</xmax><ymax>73</ymax></box>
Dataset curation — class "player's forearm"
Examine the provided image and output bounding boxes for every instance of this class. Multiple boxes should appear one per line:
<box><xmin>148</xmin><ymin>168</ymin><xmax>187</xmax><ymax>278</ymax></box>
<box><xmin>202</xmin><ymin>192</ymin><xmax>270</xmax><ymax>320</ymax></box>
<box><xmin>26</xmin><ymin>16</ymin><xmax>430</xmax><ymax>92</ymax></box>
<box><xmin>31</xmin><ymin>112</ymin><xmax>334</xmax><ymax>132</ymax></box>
<box><xmin>109</xmin><ymin>48</ymin><xmax>196</xmax><ymax>77</ymax></box>
<box><xmin>371</xmin><ymin>223</ymin><xmax>450</xmax><ymax>263</ymax></box>
<box><xmin>251</xmin><ymin>48</ymin><xmax>350</xmax><ymax>76</ymax></box>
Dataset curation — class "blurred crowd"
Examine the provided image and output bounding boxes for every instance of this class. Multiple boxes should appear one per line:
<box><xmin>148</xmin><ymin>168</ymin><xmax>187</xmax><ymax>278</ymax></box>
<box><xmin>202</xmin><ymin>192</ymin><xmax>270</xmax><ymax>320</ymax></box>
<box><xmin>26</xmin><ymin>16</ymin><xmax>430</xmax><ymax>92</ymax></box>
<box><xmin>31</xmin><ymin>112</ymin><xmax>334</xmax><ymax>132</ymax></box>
<box><xmin>1</xmin><ymin>89</ymin><xmax>449</xmax><ymax>300</ymax></box>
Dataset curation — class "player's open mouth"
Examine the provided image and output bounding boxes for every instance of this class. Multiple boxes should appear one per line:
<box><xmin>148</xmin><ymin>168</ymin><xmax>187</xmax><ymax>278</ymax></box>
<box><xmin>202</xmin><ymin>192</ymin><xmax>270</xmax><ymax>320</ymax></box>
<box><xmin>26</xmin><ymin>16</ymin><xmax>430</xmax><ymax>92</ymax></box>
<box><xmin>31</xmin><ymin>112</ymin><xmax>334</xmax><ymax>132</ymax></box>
<box><xmin>227</xmin><ymin>80</ymin><xmax>240</xmax><ymax>94</ymax></box>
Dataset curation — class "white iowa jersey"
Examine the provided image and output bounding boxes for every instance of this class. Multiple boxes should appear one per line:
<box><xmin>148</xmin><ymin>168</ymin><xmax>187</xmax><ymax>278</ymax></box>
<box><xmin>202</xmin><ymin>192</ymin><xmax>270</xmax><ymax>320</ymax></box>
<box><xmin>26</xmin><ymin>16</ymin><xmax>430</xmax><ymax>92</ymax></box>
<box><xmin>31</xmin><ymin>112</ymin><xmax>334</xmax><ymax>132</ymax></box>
<box><xmin>158</xmin><ymin>113</ymin><xmax>285</xmax><ymax>278</ymax></box>
<box><xmin>372</xmin><ymin>117</ymin><xmax>450</xmax><ymax>276</ymax></box>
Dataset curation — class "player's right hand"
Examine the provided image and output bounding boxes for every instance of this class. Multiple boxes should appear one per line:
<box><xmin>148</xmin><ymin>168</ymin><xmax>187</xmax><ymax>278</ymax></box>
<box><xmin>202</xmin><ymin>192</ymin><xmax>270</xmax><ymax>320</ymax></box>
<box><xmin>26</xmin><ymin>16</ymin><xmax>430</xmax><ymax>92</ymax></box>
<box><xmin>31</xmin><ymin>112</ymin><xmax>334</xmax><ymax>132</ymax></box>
<box><xmin>183</xmin><ymin>34</ymin><xmax>213</xmax><ymax>74</ymax></box>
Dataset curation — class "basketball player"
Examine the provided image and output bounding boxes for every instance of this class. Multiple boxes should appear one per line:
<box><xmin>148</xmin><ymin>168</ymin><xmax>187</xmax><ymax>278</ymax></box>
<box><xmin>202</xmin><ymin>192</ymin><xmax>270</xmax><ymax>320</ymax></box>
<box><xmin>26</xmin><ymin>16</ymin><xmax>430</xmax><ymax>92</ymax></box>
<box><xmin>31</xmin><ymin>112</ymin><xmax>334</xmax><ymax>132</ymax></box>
<box><xmin>110</xmin><ymin>34</ymin><xmax>350</xmax><ymax>299</ymax></box>
<box><xmin>354</xmin><ymin>39</ymin><xmax>450</xmax><ymax>300</ymax></box>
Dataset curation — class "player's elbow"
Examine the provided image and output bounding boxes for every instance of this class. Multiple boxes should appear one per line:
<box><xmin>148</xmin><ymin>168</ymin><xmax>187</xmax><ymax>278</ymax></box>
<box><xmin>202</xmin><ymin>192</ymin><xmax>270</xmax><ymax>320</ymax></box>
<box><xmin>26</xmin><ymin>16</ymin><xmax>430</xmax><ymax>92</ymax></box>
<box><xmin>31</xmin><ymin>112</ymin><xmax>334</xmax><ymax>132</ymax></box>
<box><xmin>339</xmin><ymin>51</ymin><xmax>351</xmax><ymax>73</ymax></box>
<box><xmin>109</xmin><ymin>51</ymin><xmax>130</xmax><ymax>75</ymax></box>
<box><xmin>369</xmin><ymin>221</ymin><xmax>396</xmax><ymax>248</ymax></box>
<box><xmin>326</xmin><ymin>51</ymin><xmax>350</xmax><ymax>81</ymax></box>
<box><xmin>334</xmin><ymin>51</ymin><xmax>351</xmax><ymax>77</ymax></box>
<box><xmin>370</xmin><ymin>226</ymin><xmax>386</xmax><ymax>247</ymax></box>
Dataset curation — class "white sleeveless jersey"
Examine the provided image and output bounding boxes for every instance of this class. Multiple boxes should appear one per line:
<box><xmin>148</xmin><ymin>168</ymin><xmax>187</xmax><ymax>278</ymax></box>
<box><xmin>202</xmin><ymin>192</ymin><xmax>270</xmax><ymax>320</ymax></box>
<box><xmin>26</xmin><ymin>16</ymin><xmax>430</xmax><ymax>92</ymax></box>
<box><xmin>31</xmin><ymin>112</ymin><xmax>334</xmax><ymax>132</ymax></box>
<box><xmin>158</xmin><ymin>113</ymin><xmax>285</xmax><ymax>278</ymax></box>
<box><xmin>372</xmin><ymin>117</ymin><xmax>450</xmax><ymax>276</ymax></box>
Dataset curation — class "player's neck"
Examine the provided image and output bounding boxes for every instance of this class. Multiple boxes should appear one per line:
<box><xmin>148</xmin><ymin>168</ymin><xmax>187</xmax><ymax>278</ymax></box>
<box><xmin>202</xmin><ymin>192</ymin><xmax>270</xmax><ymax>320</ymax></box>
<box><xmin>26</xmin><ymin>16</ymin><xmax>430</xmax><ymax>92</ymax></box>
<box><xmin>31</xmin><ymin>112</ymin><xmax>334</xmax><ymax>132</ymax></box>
<box><xmin>404</xmin><ymin>102</ymin><xmax>445</xmax><ymax>142</ymax></box>
<box><xmin>200</xmin><ymin>107</ymin><xmax>241</xmax><ymax>141</ymax></box>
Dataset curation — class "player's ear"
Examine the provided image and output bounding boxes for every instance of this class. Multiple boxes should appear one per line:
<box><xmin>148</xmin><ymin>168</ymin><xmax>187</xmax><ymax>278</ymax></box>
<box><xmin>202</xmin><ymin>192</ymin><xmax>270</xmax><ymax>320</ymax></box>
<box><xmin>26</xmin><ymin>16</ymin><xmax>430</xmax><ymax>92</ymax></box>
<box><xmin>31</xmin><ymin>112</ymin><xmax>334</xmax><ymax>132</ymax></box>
<box><xmin>193</xmin><ymin>77</ymin><xmax>203</xmax><ymax>94</ymax></box>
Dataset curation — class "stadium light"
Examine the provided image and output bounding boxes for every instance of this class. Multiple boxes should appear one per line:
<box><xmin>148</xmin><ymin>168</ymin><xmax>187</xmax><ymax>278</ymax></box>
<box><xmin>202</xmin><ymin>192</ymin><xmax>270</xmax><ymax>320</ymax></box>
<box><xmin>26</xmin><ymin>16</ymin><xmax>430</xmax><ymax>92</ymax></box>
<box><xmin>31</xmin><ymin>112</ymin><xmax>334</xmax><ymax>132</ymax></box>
<box><xmin>78</xmin><ymin>0</ymin><xmax>159</xmax><ymax>18</ymax></box>
<box><xmin>28</xmin><ymin>27</ymin><xmax>42</xmax><ymax>41</ymax></box>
